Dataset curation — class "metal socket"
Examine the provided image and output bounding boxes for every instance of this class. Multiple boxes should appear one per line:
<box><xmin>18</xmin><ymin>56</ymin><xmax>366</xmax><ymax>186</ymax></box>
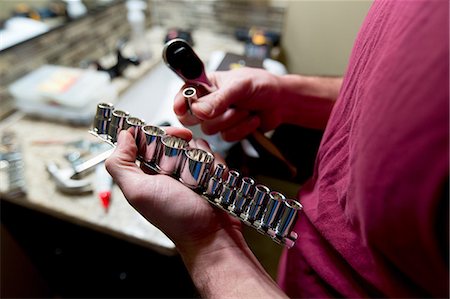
<box><xmin>218</xmin><ymin>185</ymin><xmax>236</xmax><ymax>207</ymax></box>
<box><xmin>108</xmin><ymin>109</ymin><xmax>129</xmax><ymax>143</ymax></box>
<box><xmin>93</xmin><ymin>102</ymin><xmax>114</xmax><ymax>135</ymax></box>
<box><xmin>157</xmin><ymin>135</ymin><xmax>188</xmax><ymax>175</ymax></box>
<box><xmin>246</xmin><ymin>184</ymin><xmax>270</xmax><ymax>222</ymax></box>
<box><xmin>124</xmin><ymin>117</ymin><xmax>146</xmax><ymax>158</ymax></box>
<box><xmin>212</xmin><ymin>163</ymin><xmax>226</xmax><ymax>179</ymax></box>
<box><xmin>182</xmin><ymin>87</ymin><xmax>198</xmax><ymax>115</ymax></box>
<box><xmin>141</xmin><ymin>125</ymin><xmax>165</xmax><ymax>164</ymax></box>
<box><xmin>225</xmin><ymin>170</ymin><xmax>240</xmax><ymax>187</ymax></box>
<box><xmin>205</xmin><ymin>164</ymin><xmax>226</xmax><ymax>197</ymax></box>
<box><xmin>232</xmin><ymin>177</ymin><xmax>255</xmax><ymax>214</ymax></box>
<box><xmin>260</xmin><ymin>191</ymin><xmax>286</xmax><ymax>230</ymax></box>
<box><xmin>179</xmin><ymin>148</ymin><xmax>214</xmax><ymax>189</ymax></box>
<box><xmin>275</xmin><ymin>199</ymin><xmax>302</xmax><ymax>239</ymax></box>
<box><xmin>205</xmin><ymin>176</ymin><xmax>222</xmax><ymax>197</ymax></box>
<box><xmin>218</xmin><ymin>170</ymin><xmax>239</xmax><ymax>206</ymax></box>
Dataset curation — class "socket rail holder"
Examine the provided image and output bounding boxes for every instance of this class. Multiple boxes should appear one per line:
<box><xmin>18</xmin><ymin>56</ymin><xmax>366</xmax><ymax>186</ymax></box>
<box><xmin>89</xmin><ymin>103</ymin><xmax>302</xmax><ymax>248</ymax></box>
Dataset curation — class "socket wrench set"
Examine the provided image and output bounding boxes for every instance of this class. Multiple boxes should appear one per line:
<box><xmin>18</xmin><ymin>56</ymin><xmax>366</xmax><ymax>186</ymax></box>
<box><xmin>89</xmin><ymin>102</ymin><xmax>302</xmax><ymax>248</ymax></box>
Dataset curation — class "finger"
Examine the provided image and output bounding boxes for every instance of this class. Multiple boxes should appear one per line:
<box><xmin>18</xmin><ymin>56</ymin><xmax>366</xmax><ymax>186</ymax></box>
<box><xmin>200</xmin><ymin>109</ymin><xmax>250</xmax><ymax>135</ymax></box>
<box><xmin>191</xmin><ymin>75</ymin><xmax>253</xmax><ymax>120</ymax></box>
<box><xmin>173</xmin><ymin>85</ymin><xmax>202</xmax><ymax>126</ymax></box>
<box><xmin>221</xmin><ymin>115</ymin><xmax>261</xmax><ymax>142</ymax></box>
<box><xmin>105</xmin><ymin>130</ymin><xmax>143</xmax><ymax>194</ymax></box>
<box><xmin>176</xmin><ymin>112</ymin><xmax>202</xmax><ymax>127</ymax></box>
<box><xmin>161</xmin><ymin>126</ymin><xmax>193</xmax><ymax>141</ymax></box>
<box><xmin>174</xmin><ymin>84</ymin><xmax>212</xmax><ymax>117</ymax></box>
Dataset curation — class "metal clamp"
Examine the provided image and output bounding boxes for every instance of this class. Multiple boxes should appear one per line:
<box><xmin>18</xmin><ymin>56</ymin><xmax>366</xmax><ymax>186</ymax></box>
<box><xmin>89</xmin><ymin>103</ymin><xmax>302</xmax><ymax>248</ymax></box>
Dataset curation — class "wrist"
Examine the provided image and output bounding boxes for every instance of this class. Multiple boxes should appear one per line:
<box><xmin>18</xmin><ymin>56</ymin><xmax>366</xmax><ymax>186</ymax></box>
<box><xmin>177</xmin><ymin>226</ymin><xmax>285</xmax><ymax>298</ymax></box>
<box><xmin>176</xmin><ymin>223</ymin><xmax>245</xmax><ymax>261</ymax></box>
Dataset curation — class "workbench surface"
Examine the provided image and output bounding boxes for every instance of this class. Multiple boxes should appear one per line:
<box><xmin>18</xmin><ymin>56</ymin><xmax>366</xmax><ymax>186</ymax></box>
<box><xmin>0</xmin><ymin>27</ymin><xmax>244</xmax><ymax>256</ymax></box>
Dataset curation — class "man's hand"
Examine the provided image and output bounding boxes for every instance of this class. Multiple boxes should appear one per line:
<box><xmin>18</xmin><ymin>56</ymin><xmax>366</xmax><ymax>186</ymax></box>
<box><xmin>105</xmin><ymin>127</ymin><xmax>241</xmax><ymax>249</ymax></box>
<box><xmin>174</xmin><ymin>67</ymin><xmax>284</xmax><ymax>141</ymax></box>
<box><xmin>174</xmin><ymin>67</ymin><xmax>342</xmax><ymax>141</ymax></box>
<box><xmin>105</xmin><ymin>127</ymin><xmax>289</xmax><ymax>298</ymax></box>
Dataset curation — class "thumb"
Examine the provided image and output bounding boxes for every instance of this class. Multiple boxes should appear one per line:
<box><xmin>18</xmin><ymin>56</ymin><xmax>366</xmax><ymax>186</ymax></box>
<box><xmin>105</xmin><ymin>130</ymin><xmax>143</xmax><ymax>189</ymax></box>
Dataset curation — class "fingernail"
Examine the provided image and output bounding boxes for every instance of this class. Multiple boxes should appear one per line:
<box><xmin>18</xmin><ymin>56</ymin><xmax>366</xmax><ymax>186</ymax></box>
<box><xmin>194</xmin><ymin>101</ymin><xmax>213</xmax><ymax>117</ymax></box>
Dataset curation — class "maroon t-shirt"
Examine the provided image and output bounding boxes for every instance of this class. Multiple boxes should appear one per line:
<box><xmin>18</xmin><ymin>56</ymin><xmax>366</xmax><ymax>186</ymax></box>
<box><xmin>277</xmin><ymin>0</ymin><xmax>449</xmax><ymax>297</ymax></box>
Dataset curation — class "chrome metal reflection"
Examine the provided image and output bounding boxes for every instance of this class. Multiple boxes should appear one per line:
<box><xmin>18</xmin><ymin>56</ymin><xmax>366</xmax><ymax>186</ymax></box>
<box><xmin>275</xmin><ymin>199</ymin><xmax>302</xmax><ymax>239</ymax></box>
<box><xmin>157</xmin><ymin>135</ymin><xmax>188</xmax><ymax>175</ymax></box>
<box><xmin>260</xmin><ymin>191</ymin><xmax>286</xmax><ymax>230</ymax></box>
<box><xmin>124</xmin><ymin>116</ymin><xmax>145</xmax><ymax>157</ymax></box>
<box><xmin>182</xmin><ymin>87</ymin><xmax>198</xmax><ymax>115</ymax></box>
<box><xmin>108</xmin><ymin>109</ymin><xmax>129</xmax><ymax>143</ymax></box>
<box><xmin>142</xmin><ymin>125</ymin><xmax>165</xmax><ymax>164</ymax></box>
<box><xmin>93</xmin><ymin>103</ymin><xmax>114</xmax><ymax>135</ymax></box>
<box><xmin>246</xmin><ymin>184</ymin><xmax>270</xmax><ymax>222</ymax></box>
<box><xmin>205</xmin><ymin>163</ymin><xmax>226</xmax><ymax>197</ymax></box>
<box><xmin>218</xmin><ymin>170</ymin><xmax>240</xmax><ymax>206</ymax></box>
<box><xmin>232</xmin><ymin>177</ymin><xmax>255</xmax><ymax>214</ymax></box>
<box><xmin>179</xmin><ymin>148</ymin><xmax>214</xmax><ymax>189</ymax></box>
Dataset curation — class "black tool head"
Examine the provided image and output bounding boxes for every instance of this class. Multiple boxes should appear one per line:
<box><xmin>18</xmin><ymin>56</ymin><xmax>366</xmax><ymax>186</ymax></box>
<box><xmin>163</xmin><ymin>38</ymin><xmax>205</xmax><ymax>81</ymax></box>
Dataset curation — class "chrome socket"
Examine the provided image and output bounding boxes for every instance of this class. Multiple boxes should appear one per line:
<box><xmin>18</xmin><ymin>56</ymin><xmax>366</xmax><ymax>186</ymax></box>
<box><xmin>141</xmin><ymin>125</ymin><xmax>165</xmax><ymax>165</ymax></box>
<box><xmin>217</xmin><ymin>170</ymin><xmax>240</xmax><ymax>206</ymax></box>
<box><xmin>205</xmin><ymin>163</ymin><xmax>226</xmax><ymax>197</ymax></box>
<box><xmin>108</xmin><ymin>109</ymin><xmax>129</xmax><ymax>143</ymax></box>
<box><xmin>259</xmin><ymin>191</ymin><xmax>286</xmax><ymax>231</ymax></box>
<box><xmin>230</xmin><ymin>176</ymin><xmax>255</xmax><ymax>215</ymax></box>
<box><xmin>182</xmin><ymin>86</ymin><xmax>198</xmax><ymax>115</ymax></box>
<box><xmin>124</xmin><ymin>117</ymin><xmax>146</xmax><ymax>159</ymax></box>
<box><xmin>275</xmin><ymin>199</ymin><xmax>303</xmax><ymax>239</ymax></box>
<box><xmin>179</xmin><ymin>148</ymin><xmax>214</xmax><ymax>189</ymax></box>
<box><xmin>89</xmin><ymin>103</ymin><xmax>301</xmax><ymax>248</ymax></box>
<box><xmin>245</xmin><ymin>184</ymin><xmax>270</xmax><ymax>223</ymax></box>
<box><xmin>157</xmin><ymin>135</ymin><xmax>189</xmax><ymax>175</ymax></box>
<box><xmin>93</xmin><ymin>102</ymin><xmax>114</xmax><ymax>135</ymax></box>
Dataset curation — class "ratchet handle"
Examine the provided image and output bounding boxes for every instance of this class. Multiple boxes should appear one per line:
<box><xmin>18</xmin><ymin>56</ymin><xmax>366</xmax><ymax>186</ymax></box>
<box><xmin>164</xmin><ymin>38</ymin><xmax>297</xmax><ymax>178</ymax></box>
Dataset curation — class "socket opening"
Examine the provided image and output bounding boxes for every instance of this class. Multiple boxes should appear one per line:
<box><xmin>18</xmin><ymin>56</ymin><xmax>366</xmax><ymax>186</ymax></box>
<box><xmin>143</xmin><ymin>125</ymin><xmax>165</xmax><ymax>136</ymax></box>
<box><xmin>127</xmin><ymin>117</ymin><xmax>145</xmax><ymax>126</ymax></box>
<box><xmin>98</xmin><ymin>102</ymin><xmax>114</xmax><ymax>109</ymax></box>
<box><xmin>113</xmin><ymin>110</ymin><xmax>129</xmax><ymax>118</ymax></box>
<box><xmin>162</xmin><ymin>136</ymin><xmax>188</xmax><ymax>149</ymax></box>
<box><xmin>269</xmin><ymin>191</ymin><xmax>286</xmax><ymax>202</ymax></box>
<box><xmin>255</xmin><ymin>184</ymin><xmax>270</xmax><ymax>194</ymax></box>
<box><xmin>186</xmin><ymin>148</ymin><xmax>214</xmax><ymax>163</ymax></box>
<box><xmin>182</xmin><ymin>87</ymin><xmax>197</xmax><ymax>98</ymax></box>
<box><xmin>242</xmin><ymin>177</ymin><xmax>255</xmax><ymax>186</ymax></box>
<box><xmin>285</xmin><ymin>199</ymin><xmax>303</xmax><ymax>210</ymax></box>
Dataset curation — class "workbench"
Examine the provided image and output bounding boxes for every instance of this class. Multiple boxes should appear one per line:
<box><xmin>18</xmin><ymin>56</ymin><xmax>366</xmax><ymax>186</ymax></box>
<box><xmin>0</xmin><ymin>27</ymin><xmax>244</xmax><ymax>256</ymax></box>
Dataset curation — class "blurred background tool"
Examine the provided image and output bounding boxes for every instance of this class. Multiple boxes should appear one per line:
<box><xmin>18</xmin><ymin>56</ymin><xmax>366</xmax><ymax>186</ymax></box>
<box><xmin>95</xmin><ymin>162</ymin><xmax>113</xmax><ymax>212</ymax></box>
<box><xmin>0</xmin><ymin>131</ymin><xmax>26</xmax><ymax>199</ymax></box>
<box><xmin>235</xmin><ymin>27</ymin><xmax>281</xmax><ymax>60</ymax></box>
<box><xmin>46</xmin><ymin>148</ymin><xmax>114</xmax><ymax>194</ymax></box>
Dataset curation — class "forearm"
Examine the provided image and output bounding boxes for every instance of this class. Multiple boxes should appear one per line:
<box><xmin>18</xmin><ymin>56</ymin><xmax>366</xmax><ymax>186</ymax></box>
<box><xmin>279</xmin><ymin>75</ymin><xmax>343</xmax><ymax>130</ymax></box>
<box><xmin>178</xmin><ymin>227</ymin><xmax>288</xmax><ymax>299</ymax></box>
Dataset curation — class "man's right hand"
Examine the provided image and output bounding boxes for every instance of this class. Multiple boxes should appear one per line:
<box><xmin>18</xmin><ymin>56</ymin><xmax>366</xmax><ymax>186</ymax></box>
<box><xmin>174</xmin><ymin>67</ymin><xmax>285</xmax><ymax>141</ymax></box>
<box><xmin>173</xmin><ymin>67</ymin><xmax>342</xmax><ymax>142</ymax></box>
